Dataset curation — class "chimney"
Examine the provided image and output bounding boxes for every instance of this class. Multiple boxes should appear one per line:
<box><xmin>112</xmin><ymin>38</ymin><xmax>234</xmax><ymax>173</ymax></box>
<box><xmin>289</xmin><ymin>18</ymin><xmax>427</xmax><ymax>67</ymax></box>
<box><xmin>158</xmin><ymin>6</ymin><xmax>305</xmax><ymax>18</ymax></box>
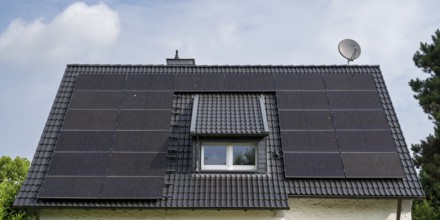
<box><xmin>166</xmin><ymin>50</ymin><xmax>196</xmax><ymax>65</ymax></box>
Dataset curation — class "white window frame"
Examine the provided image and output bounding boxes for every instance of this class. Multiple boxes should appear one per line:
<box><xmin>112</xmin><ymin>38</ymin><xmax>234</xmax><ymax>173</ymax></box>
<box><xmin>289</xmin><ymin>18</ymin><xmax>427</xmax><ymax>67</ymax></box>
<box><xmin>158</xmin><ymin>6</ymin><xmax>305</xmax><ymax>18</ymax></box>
<box><xmin>201</xmin><ymin>142</ymin><xmax>257</xmax><ymax>171</ymax></box>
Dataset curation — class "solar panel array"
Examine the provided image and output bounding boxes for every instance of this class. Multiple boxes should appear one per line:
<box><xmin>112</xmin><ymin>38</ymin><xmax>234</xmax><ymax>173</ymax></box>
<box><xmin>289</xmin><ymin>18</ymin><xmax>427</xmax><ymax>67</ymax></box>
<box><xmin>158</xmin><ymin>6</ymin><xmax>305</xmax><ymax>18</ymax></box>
<box><xmin>276</xmin><ymin>73</ymin><xmax>405</xmax><ymax>178</ymax></box>
<box><xmin>38</xmin><ymin>71</ymin><xmax>405</xmax><ymax>200</ymax></box>
<box><xmin>38</xmin><ymin>74</ymin><xmax>172</xmax><ymax>199</ymax></box>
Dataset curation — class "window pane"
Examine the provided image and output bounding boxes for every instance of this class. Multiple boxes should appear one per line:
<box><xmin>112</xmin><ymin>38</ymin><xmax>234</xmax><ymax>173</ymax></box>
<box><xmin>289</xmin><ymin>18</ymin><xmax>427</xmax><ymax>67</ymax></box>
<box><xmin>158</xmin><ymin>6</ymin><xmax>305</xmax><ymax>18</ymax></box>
<box><xmin>204</xmin><ymin>146</ymin><xmax>227</xmax><ymax>165</ymax></box>
<box><xmin>233</xmin><ymin>146</ymin><xmax>255</xmax><ymax>165</ymax></box>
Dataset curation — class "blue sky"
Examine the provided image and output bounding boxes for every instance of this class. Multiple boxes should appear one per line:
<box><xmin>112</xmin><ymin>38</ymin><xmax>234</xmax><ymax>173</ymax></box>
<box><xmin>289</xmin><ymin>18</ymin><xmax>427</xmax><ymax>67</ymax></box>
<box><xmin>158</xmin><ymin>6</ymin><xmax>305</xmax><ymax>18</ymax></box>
<box><xmin>0</xmin><ymin>0</ymin><xmax>439</xmax><ymax>159</ymax></box>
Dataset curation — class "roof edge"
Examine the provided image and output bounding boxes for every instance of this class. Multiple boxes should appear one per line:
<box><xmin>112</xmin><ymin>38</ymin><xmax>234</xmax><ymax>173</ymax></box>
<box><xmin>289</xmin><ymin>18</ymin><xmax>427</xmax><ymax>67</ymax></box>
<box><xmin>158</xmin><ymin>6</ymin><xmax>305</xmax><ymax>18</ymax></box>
<box><xmin>66</xmin><ymin>64</ymin><xmax>381</xmax><ymax>68</ymax></box>
<box><xmin>288</xmin><ymin>195</ymin><xmax>425</xmax><ymax>200</ymax></box>
<box><xmin>16</xmin><ymin>205</ymin><xmax>290</xmax><ymax>210</ymax></box>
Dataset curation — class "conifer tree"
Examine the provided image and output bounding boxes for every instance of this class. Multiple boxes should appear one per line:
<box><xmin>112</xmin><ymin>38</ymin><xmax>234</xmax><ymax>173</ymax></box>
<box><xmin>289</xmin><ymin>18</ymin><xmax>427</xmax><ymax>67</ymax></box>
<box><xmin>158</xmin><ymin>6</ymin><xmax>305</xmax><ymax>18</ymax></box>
<box><xmin>410</xmin><ymin>29</ymin><xmax>440</xmax><ymax>219</ymax></box>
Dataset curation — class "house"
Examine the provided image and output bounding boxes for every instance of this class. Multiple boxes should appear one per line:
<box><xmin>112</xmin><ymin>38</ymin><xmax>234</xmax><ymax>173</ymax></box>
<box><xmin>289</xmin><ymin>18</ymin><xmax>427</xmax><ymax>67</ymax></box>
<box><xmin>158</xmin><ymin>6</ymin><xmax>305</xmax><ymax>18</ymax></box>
<box><xmin>14</xmin><ymin>54</ymin><xmax>424</xmax><ymax>220</ymax></box>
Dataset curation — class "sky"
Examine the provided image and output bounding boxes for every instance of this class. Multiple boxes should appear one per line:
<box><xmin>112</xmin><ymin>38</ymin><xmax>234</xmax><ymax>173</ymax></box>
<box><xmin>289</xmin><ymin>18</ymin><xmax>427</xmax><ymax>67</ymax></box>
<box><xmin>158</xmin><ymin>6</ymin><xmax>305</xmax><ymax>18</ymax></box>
<box><xmin>0</xmin><ymin>0</ymin><xmax>439</xmax><ymax>159</ymax></box>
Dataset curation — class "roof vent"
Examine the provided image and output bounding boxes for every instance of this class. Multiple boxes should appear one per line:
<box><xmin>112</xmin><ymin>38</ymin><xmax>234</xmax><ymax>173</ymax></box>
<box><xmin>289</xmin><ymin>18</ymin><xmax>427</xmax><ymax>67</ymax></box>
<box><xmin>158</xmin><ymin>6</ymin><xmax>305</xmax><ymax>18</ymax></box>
<box><xmin>166</xmin><ymin>50</ymin><xmax>196</xmax><ymax>65</ymax></box>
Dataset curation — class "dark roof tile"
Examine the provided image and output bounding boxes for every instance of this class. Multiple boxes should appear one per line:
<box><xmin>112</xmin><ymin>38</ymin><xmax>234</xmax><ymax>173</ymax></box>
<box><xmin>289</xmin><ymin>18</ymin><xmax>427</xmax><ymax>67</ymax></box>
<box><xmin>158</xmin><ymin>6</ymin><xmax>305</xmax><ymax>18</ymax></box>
<box><xmin>192</xmin><ymin>94</ymin><xmax>267</xmax><ymax>135</ymax></box>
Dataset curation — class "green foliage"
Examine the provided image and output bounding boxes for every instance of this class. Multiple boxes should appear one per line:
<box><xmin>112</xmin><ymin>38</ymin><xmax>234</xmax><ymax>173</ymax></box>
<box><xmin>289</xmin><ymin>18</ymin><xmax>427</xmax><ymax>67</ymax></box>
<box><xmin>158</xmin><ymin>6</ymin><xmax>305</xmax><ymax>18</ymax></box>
<box><xmin>410</xmin><ymin>30</ymin><xmax>440</xmax><ymax>124</ymax></box>
<box><xmin>0</xmin><ymin>156</ymin><xmax>31</xmax><ymax>220</ymax></box>
<box><xmin>410</xmin><ymin>29</ymin><xmax>440</xmax><ymax>219</ymax></box>
<box><xmin>413</xmin><ymin>171</ymin><xmax>440</xmax><ymax>219</ymax></box>
<box><xmin>412</xmin><ymin>133</ymin><xmax>440</xmax><ymax>182</ymax></box>
<box><xmin>413</xmin><ymin>29</ymin><xmax>440</xmax><ymax>76</ymax></box>
<box><xmin>413</xmin><ymin>200</ymin><xmax>439</xmax><ymax>220</ymax></box>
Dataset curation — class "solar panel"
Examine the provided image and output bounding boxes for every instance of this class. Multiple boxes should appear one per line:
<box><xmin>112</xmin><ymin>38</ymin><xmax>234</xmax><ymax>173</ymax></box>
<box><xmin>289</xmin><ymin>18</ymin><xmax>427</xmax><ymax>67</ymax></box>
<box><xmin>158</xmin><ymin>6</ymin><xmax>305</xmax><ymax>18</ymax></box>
<box><xmin>278</xmin><ymin>110</ymin><xmax>334</xmax><ymax>130</ymax></box>
<box><xmin>281</xmin><ymin>131</ymin><xmax>339</xmax><ymax>152</ymax></box>
<box><xmin>69</xmin><ymin>91</ymin><xmax>123</xmax><ymax>109</ymax></box>
<box><xmin>117</xmin><ymin>110</ymin><xmax>171</xmax><ymax>130</ymax></box>
<box><xmin>121</xmin><ymin>92</ymin><xmax>173</xmax><ymax>109</ymax></box>
<box><xmin>101</xmin><ymin>177</ymin><xmax>164</xmax><ymax>199</ymax></box>
<box><xmin>274</xmin><ymin>74</ymin><xmax>325</xmax><ymax>90</ymax></box>
<box><xmin>276</xmin><ymin>91</ymin><xmax>329</xmax><ymax>109</ymax></box>
<box><xmin>75</xmin><ymin>74</ymin><xmax>126</xmax><ymax>90</ymax></box>
<box><xmin>328</xmin><ymin>91</ymin><xmax>382</xmax><ymax>109</ymax></box>
<box><xmin>107</xmin><ymin>153</ymin><xmax>167</xmax><ymax>176</ymax></box>
<box><xmin>112</xmin><ymin>131</ymin><xmax>169</xmax><ymax>152</ymax></box>
<box><xmin>332</xmin><ymin>110</ymin><xmax>389</xmax><ymax>130</ymax></box>
<box><xmin>62</xmin><ymin>110</ymin><xmax>119</xmax><ymax>130</ymax></box>
<box><xmin>47</xmin><ymin>153</ymin><xmax>109</xmax><ymax>176</ymax></box>
<box><xmin>338</xmin><ymin>130</ymin><xmax>397</xmax><ymax>152</ymax></box>
<box><xmin>55</xmin><ymin>131</ymin><xmax>114</xmax><ymax>151</ymax></box>
<box><xmin>125</xmin><ymin>74</ymin><xmax>174</xmax><ymax>90</ymax></box>
<box><xmin>175</xmin><ymin>74</ymin><xmax>224</xmax><ymax>91</ymax></box>
<box><xmin>342</xmin><ymin>153</ymin><xmax>405</xmax><ymax>178</ymax></box>
<box><xmin>283</xmin><ymin>153</ymin><xmax>345</xmax><ymax>178</ymax></box>
<box><xmin>324</xmin><ymin>74</ymin><xmax>376</xmax><ymax>90</ymax></box>
<box><xmin>225</xmin><ymin>74</ymin><xmax>274</xmax><ymax>91</ymax></box>
<box><xmin>38</xmin><ymin>177</ymin><xmax>104</xmax><ymax>199</ymax></box>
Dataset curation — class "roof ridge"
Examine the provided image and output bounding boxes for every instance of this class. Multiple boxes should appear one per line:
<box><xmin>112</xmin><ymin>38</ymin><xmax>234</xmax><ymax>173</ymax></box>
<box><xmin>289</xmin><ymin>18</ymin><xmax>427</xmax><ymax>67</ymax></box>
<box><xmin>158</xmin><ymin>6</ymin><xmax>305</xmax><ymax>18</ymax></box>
<box><xmin>66</xmin><ymin>64</ymin><xmax>381</xmax><ymax>68</ymax></box>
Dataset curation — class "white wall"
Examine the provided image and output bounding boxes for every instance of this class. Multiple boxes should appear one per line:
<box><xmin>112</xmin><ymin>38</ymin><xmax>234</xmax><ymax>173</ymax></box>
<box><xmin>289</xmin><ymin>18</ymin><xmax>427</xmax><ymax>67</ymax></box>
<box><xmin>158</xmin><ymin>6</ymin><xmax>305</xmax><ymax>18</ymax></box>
<box><xmin>286</xmin><ymin>198</ymin><xmax>412</xmax><ymax>220</ymax></box>
<box><xmin>38</xmin><ymin>209</ymin><xmax>278</xmax><ymax>220</ymax></box>
<box><xmin>38</xmin><ymin>198</ymin><xmax>412</xmax><ymax>220</ymax></box>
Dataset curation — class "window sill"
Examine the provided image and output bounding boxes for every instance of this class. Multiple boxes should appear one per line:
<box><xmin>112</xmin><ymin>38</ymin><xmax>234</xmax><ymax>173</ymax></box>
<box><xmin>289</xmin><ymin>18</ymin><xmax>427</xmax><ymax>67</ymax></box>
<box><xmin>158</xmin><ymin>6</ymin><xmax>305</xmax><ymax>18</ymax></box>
<box><xmin>198</xmin><ymin>169</ymin><xmax>258</xmax><ymax>174</ymax></box>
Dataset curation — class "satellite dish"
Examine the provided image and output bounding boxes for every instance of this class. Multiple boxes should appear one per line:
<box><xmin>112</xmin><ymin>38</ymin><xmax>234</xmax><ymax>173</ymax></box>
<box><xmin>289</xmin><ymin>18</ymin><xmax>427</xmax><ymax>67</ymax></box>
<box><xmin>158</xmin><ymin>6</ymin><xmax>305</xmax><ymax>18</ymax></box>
<box><xmin>338</xmin><ymin>39</ymin><xmax>361</xmax><ymax>65</ymax></box>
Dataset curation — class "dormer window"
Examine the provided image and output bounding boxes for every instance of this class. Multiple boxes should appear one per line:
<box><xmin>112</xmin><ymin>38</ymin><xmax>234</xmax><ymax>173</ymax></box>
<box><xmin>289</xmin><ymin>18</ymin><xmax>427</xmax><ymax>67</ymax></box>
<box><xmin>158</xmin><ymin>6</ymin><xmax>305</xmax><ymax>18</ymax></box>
<box><xmin>189</xmin><ymin>93</ymin><xmax>269</xmax><ymax>173</ymax></box>
<box><xmin>201</xmin><ymin>142</ymin><xmax>256</xmax><ymax>171</ymax></box>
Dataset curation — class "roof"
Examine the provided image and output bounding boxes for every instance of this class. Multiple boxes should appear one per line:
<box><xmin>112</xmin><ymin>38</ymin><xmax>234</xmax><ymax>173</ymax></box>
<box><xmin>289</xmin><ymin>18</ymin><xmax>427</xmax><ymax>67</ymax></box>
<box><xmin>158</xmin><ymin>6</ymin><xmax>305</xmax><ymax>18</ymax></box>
<box><xmin>15</xmin><ymin>64</ymin><xmax>423</xmax><ymax>210</ymax></box>
<box><xmin>191</xmin><ymin>94</ymin><xmax>269</xmax><ymax>135</ymax></box>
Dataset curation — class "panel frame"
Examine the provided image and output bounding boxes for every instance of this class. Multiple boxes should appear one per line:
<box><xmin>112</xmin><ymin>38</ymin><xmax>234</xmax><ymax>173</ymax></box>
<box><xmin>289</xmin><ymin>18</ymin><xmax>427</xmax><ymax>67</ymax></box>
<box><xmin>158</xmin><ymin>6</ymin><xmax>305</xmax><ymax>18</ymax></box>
<box><xmin>69</xmin><ymin>91</ymin><xmax>123</xmax><ymax>109</ymax></box>
<box><xmin>337</xmin><ymin>130</ymin><xmax>397</xmax><ymax>152</ymax></box>
<box><xmin>332</xmin><ymin>110</ymin><xmax>390</xmax><ymax>130</ymax></box>
<box><xmin>327</xmin><ymin>91</ymin><xmax>383</xmax><ymax>110</ymax></box>
<box><xmin>74</xmin><ymin>74</ymin><xmax>126</xmax><ymax>91</ymax></box>
<box><xmin>62</xmin><ymin>110</ymin><xmax>119</xmax><ymax>130</ymax></box>
<box><xmin>121</xmin><ymin>91</ymin><xmax>173</xmax><ymax>110</ymax></box>
<box><xmin>278</xmin><ymin>110</ymin><xmax>334</xmax><ymax>130</ymax></box>
<box><xmin>55</xmin><ymin>131</ymin><xmax>114</xmax><ymax>152</ymax></box>
<box><xmin>276</xmin><ymin>91</ymin><xmax>330</xmax><ymax>110</ymax></box>
<box><xmin>274</xmin><ymin>73</ymin><xmax>325</xmax><ymax>90</ymax></box>
<box><xmin>281</xmin><ymin>130</ymin><xmax>339</xmax><ymax>152</ymax></box>
<box><xmin>342</xmin><ymin>152</ymin><xmax>405</xmax><ymax>178</ymax></box>
<box><xmin>38</xmin><ymin>177</ymin><xmax>105</xmax><ymax>199</ymax></box>
<box><xmin>117</xmin><ymin>110</ymin><xmax>172</xmax><ymax>130</ymax></box>
<box><xmin>125</xmin><ymin>74</ymin><xmax>175</xmax><ymax>91</ymax></box>
<box><xmin>112</xmin><ymin>131</ymin><xmax>170</xmax><ymax>152</ymax></box>
<box><xmin>283</xmin><ymin>152</ymin><xmax>345</xmax><ymax>178</ymax></box>
<box><xmin>47</xmin><ymin>152</ymin><xmax>110</xmax><ymax>176</ymax></box>
<box><xmin>323</xmin><ymin>74</ymin><xmax>377</xmax><ymax>91</ymax></box>
<box><xmin>107</xmin><ymin>152</ymin><xmax>168</xmax><ymax>176</ymax></box>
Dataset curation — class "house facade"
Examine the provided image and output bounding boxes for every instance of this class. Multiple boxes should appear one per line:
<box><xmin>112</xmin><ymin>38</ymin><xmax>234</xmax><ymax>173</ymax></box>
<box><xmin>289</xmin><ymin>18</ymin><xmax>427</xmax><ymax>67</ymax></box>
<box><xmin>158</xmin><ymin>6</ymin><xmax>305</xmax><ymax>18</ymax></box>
<box><xmin>15</xmin><ymin>57</ymin><xmax>423</xmax><ymax>219</ymax></box>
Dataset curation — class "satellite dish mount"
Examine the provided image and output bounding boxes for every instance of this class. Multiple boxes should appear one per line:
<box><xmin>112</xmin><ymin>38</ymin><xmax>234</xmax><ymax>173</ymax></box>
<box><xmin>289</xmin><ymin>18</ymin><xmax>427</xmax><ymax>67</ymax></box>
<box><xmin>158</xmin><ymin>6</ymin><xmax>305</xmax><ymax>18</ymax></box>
<box><xmin>338</xmin><ymin>39</ymin><xmax>361</xmax><ymax>65</ymax></box>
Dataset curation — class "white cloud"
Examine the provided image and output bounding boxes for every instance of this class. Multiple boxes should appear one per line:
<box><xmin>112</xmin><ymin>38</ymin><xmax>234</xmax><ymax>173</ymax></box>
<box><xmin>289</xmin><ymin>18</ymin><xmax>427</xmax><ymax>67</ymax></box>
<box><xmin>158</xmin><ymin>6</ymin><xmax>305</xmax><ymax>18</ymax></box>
<box><xmin>0</xmin><ymin>2</ymin><xmax>120</xmax><ymax>66</ymax></box>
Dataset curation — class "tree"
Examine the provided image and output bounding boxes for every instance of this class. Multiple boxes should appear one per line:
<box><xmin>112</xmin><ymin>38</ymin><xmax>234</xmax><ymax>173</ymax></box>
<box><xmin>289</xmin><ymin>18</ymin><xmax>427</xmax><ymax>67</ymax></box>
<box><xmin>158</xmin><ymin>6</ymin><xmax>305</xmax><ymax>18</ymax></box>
<box><xmin>0</xmin><ymin>156</ymin><xmax>31</xmax><ymax>220</ymax></box>
<box><xmin>410</xmin><ymin>29</ymin><xmax>440</xmax><ymax>219</ymax></box>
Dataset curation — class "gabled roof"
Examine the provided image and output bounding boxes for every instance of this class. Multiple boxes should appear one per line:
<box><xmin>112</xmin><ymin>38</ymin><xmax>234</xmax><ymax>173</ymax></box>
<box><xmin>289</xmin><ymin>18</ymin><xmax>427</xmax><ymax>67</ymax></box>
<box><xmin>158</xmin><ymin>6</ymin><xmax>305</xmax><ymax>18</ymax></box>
<box><xmin>15</xmin><ymin>64</ymin><xmax>423</xmax><ymax>210</ymax></box>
